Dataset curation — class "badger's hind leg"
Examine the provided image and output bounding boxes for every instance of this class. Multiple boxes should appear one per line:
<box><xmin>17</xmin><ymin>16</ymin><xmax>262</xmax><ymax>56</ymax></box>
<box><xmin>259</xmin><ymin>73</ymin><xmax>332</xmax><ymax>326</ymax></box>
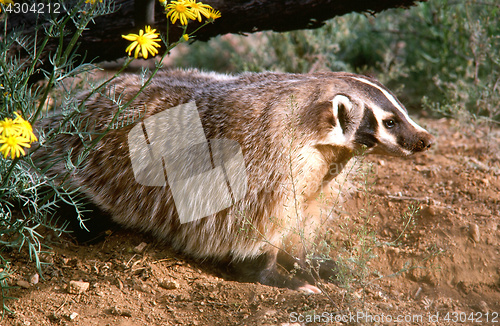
<box><xmin>226</xmin><ymin>248</ymin><xmax>321</xmax><ymax>293</ymax></box>
<box><xmin>276</xmin><ymin>248</ymin><xmax>341</xmax><ymax>286</ymax></box>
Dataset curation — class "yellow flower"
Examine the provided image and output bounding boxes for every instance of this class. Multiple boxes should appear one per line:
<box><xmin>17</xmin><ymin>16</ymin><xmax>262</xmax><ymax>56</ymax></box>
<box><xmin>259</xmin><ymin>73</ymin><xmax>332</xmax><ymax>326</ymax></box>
<box><xmin>0</xmin><ymin>0</ymin><xmax>14</xmax><ymax>13</ymax></box>
<box><xmin>207</xmin><ymin>8</ymin><xmax>221</xmax><ymax>20</ymax></box>
<box><xmin>0</xmin><ymin>113</ymin><xmax>37</xmax><ymax>159</ymax></box>
<box><xmin>13</xmin><ymin>112</ymin><xmax>37</xmax><ymax>142</ymax></box>
<box><xmin>185</xmin><ymin>0</ymin><xmax>212</xmax><ymax>22</ymax></box>
<box><xmin>0</xmin><ymin>117</ymin><xmax>20</xmax><ymax>137</ymax></box>
<box><xmin>122</xmin><ymin>26</ymin><xmax>162</xmax><ymax>59</ymax></box>
<box><xmin>166</xmin><ymin>0</ymin><xmax>196</xmax><ymax>25</ymax></box>
<box><xmin>182</xmin><ymin>34</ymin><xmax>189</xmax><ymax>41</ymax></box>
<box><xmin>0</xmin><ymin>134</ymin><xmax>31</xmax><ymax>159</ymax></box>
<box><xmin>84</xmin><ymin>0</ymin><xmax>102</xmax><ymax>3</ymax></box>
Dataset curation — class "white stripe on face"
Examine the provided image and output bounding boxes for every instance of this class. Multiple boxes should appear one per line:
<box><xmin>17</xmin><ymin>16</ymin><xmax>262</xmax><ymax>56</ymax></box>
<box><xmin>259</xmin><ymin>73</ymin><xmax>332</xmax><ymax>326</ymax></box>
<box><xmin>350</xmin><ymin>77</ymin><xmax>428</xmax><ymax>133</ymax></box>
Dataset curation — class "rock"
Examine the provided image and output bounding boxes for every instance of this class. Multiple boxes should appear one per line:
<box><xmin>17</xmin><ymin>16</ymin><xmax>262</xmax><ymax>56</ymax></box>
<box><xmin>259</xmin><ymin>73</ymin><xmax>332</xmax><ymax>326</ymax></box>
<box><xmin>133</xmin><ymin>242</ymin><xmax>148</xmax><ymax>254</ymax></box>
<box><xmin>469</xmin><ymin>223</ymin><xmax>480</xmax><ymax>242</ymax></box>
<box><xmin>17</xmin><ymin>280</ymin><xmax>31</xmax><ymax>289</ymax></box>
<box><xmin>414</xmin><ymin>287</ymin><xmax>422</xmax><ymax>300</ymax></box>
<box><xmin>68</xmin><ymin>280</ymin><xmax>90</xmax><ymax>294</ymax></box>
<box><xmin>264</xmin><ymin>309</ymin><xmax>277</xmax><ymax>316</ymax></box>
<box><xmin>377</xmin><ymin>302</ymin><xmax>394</xmax><ymax>310</ymax></box>
<box><xmin>69</xmin><ymin>312</ymin><xmax>79</xmax><ymax>320</ymax></box>
<box><xmin>160</xmin><ymin>279</ymin><xmax>179</xmax><ymax>290</ymax></box>
<box><xmin>420</xmin><ymin>205</ymin><xmax>436</xmax><ymax>219</ymax></box>
<box><xmin>110</xmin><ymin>306</ymin><xmax>132</xmax><ymax>317</ymax></box>
<box><xmin>29</xmin><ymin>273</ymin><xmax>39</xmax><ymax>285</ymax></box>
<box><xmin>477</xmin><ymin>301</ymin><xmax>489</xmax><ymax>313</ymax></box>
<box><xmin>373</xmin><ymin>291</ymin><xmax>386</xmax><ymax>301</ymax></box>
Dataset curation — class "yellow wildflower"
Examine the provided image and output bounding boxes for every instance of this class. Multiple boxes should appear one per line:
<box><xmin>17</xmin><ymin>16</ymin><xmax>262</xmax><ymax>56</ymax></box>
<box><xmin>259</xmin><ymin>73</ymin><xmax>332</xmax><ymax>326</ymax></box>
<box><xmin>185</xmin><ymin>0</ymin><xmax>212</xmax><ymax>22</ymax></box>
<box><xmin>13</xmin><ymin>112</ymin><xmax>38</xmax><ymax>142</ymax></box>
<box><xmin>207</xmin><ymin>8</ymin><xmax>221</xmax><ymax>20</ymax></box>
<box><xmin>182</xmin><ymin>34</ymin><xmax>189</xmax><ymax>41</ymax></box>
<box><xmin>122</xmin><ymin>26</ymin><xmax>162</xmax><ymax>59</ymax></box>
<box><xmin>0</xmin><ymin>117</ymin><xmax>20</xmax><ymax>137</ymax></box>
<box><xmin>0</xmin><ymin>0</ymin><xmax>14</xmax><ymax>13</ymax></box>
<box><xmin>0</xmin><ymin>134</ymin><xmax>31</xmax><ymax>159</ymax></box>
<box><xmin>166</xmin><ymin>0</ymin><xmax>196</xmax><ymax>25</ymax></box>
<box><xmin>0</xmin><ymin>113</ymin><xmax>37</xmax><ymax>159</ymax></box>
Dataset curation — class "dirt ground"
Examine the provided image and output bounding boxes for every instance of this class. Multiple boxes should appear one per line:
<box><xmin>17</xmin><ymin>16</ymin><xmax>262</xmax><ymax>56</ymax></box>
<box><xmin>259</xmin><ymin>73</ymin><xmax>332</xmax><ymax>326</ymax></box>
<box><xmin>2</xmin><ymin>117</ymin><xmax>499</xmax><ymax>326</ymax></box>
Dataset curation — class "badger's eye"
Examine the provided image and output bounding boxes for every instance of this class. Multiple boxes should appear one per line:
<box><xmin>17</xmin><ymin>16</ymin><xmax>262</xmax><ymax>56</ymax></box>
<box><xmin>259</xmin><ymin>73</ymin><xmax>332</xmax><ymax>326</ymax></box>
<box><xmin>384</xmin><ymin>119</ymin><xmax>396</xmax><ymax>129</ymax></box>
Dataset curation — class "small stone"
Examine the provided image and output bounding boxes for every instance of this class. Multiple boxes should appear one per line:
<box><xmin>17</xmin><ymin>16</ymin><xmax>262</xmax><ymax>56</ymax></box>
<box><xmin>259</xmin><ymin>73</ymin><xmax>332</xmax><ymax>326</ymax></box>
<box><xmin>373</xmin><ymin>291</ymin><xmax>385</xmax><ymax>301</ymax></box>
<box><xmin>29</xmin><ymin>273</ymin><xmax>39</xmax><ymax>285</ymax></box>
<box><xmin>422</xmin><ymin>205</ymin><xmax>436</xmax><ymax>217</ymax></box>
<box><xmin>110</xmin><ymin>306</ymin><xmax>132</xmax><ymax>317</ymax></box>
<box><xmin>133</xmin><ymin>242</ymin><xmax>148</xmax><ymax>254</ymax></box>
<box><xmin>17</xmin><ymin>280</ymin><xmax>31</xmax><ymax>289</ymax></box>
<box><xmin>68</xmin><ymin>280</ymin><xmax>90</xmax><ymax>294</ymax></box>
<box><xmin>160</xmin><ymin>279</ymin><xmax>179</xmax><ymax>290</ymax></box>
<box><xmin>377</xmin><ymin>302</ymin><xmax>394</xmax><ymax>310</ymax></box>
<box><xmin>264</xmin><ymin>309</ymin><xmax>277</xmax><ymax>316</ymax></box>
<box><xmin>478</xmin><ymin>301</ymin><xmax>489</xmax><ymax>313</ymax></box>
<box><xmin>69</xmin><ymin>312</ymin><xmax>79</xmax><ymax>320</ymax></box>
<box><xmin>469</xmin><ymin>223</ymin><xmax>480</xmax><ymax>242</ymax></box>
<box><xmin>414</xmin><ymin>287</ymin><xmax>422</xmax><ymax>299</ymax></box>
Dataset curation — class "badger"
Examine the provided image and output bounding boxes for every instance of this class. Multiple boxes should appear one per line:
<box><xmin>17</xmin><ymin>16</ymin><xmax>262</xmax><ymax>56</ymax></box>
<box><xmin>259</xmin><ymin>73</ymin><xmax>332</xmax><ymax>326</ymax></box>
<box><xmin>33</xmin><ymin>70</ymin><xmax>434</xmax><ymax>293</ymax></box>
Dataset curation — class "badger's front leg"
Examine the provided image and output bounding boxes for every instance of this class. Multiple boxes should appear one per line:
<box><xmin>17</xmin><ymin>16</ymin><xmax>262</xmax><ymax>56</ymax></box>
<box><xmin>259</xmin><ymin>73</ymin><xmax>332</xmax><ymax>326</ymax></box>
<box><xmin>228</xmin><ymin>247</ymin><xmax>322</xmax><ymax>293</ymax></box>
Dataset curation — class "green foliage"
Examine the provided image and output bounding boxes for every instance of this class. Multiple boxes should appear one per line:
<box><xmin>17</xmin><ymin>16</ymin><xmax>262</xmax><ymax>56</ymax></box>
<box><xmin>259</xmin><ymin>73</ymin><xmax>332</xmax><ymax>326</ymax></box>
<box><xmin>330</xmin><ymin>160</ymin><xmax>378</xmax><ymax>293</ymax></box>
<box><xmin>0</xmin><ymin>0</ymin><xmax>120</xmax><ymax>314</ymax></box>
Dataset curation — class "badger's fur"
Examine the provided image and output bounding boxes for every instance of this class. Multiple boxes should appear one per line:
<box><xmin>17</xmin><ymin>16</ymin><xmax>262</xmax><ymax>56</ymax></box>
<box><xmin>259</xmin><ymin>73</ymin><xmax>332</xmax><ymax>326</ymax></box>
<box><xmin>34</xmin><ymin>70</ymin><xmax>434</xmax><ymax>292</ymax></box>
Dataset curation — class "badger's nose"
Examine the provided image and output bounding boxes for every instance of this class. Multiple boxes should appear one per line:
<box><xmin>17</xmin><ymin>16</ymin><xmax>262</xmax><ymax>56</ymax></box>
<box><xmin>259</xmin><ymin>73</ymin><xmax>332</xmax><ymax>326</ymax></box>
<box><xmin>415</xmin><ymin>133</ymin><xmax>435</xmax><ymax>152</ymax></box>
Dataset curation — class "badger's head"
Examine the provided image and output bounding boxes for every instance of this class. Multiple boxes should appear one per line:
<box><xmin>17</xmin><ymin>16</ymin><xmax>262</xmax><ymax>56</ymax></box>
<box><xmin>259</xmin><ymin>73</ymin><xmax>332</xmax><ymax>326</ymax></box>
<box><xmin>314</xmin><ymin>74</ymin><xmax>434</xmax><ymax>156</ymax></box>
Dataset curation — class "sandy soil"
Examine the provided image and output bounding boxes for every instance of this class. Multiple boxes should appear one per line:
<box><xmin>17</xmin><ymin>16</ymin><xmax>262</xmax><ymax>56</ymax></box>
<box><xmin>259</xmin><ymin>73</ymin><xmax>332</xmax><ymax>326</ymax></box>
<box><xmin>2</xmin><ymin>117</ymin><xmax>499</xmax><ymax>326</ymax></box>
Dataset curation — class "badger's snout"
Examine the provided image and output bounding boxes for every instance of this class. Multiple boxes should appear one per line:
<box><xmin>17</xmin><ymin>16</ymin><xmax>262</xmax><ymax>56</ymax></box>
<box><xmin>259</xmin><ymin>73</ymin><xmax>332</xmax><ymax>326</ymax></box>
<box><xmin>412</xmin><ymin>132</ymin><xmax>435</xmax><ymax>152</ymax></box>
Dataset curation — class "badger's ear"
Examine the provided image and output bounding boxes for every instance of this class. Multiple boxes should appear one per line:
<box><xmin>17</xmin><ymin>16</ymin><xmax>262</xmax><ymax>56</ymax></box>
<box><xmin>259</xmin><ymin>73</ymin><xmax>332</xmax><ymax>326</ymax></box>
<box><xmin>331</xmin><ymin>94</ymin><xmax>353</xmax><ymax>135</ymax></box>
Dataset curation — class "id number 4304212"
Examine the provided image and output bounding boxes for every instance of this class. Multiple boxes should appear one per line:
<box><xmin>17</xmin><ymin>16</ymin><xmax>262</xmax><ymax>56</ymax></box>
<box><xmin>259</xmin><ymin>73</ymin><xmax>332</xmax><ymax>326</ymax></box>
<box><xmin>443</xmin><ymin>311</ymin><xmax>498</xmax><ymax>323</ymax></box>
<box><xmin>2</xmin><ymin>2</ymin><xmax>61</xmax><ymax>14</ymax></box>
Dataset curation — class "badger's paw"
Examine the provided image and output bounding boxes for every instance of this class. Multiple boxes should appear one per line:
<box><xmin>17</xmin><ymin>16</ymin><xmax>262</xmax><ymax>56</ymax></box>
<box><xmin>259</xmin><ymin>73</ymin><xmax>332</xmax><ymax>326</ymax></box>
<box><xmin>226</xmin><ymin>253</ymin><xmax>322</xmax><ymax>293</ymax></box>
